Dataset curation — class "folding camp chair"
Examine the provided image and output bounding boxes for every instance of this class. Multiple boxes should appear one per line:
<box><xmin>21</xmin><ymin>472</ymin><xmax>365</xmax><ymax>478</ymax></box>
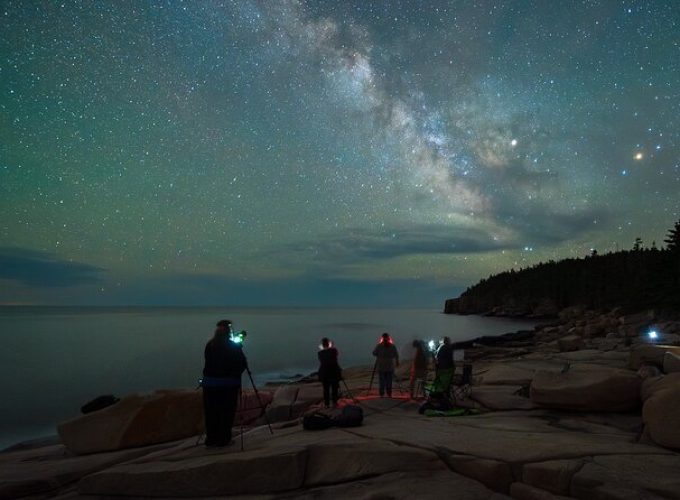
<box><xmin>452</xmin><ymin>362</ymin><xmax>473</xmax><ymax>403</ymax></box>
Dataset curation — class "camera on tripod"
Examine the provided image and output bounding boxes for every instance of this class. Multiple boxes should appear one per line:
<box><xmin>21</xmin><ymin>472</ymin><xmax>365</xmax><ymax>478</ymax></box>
<box><xmin>230</xmin><ymin>330</ymin><xmax>247</xmax><ymax>344</ymax></box>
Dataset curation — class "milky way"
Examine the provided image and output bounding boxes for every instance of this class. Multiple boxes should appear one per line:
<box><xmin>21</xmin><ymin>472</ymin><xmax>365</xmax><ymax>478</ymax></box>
<box><xmin>1</xmin><ymin>1</ymin><xmax>678</xmax><ymax>306</ymax></box>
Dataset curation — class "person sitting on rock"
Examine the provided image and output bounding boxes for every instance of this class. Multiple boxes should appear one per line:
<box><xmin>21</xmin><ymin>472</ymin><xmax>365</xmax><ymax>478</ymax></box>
<box><xmin>317</xmin><ymin>337</ymin><xmax>342</xmax><ymax>408</ymax></box>
<box><xmin>372</xmin><ymin>333</ymin><xmax>399</xmax><ymax>397</ymax></box>
<box><xmin>409</xmin><ymin>339</ymin><xmax>428</xmax><ymax>399</ymax></box>
<box><xmin>201</xmin><ymin>319</ymin><xmax>247</xmax><ymax>447</ymax></box>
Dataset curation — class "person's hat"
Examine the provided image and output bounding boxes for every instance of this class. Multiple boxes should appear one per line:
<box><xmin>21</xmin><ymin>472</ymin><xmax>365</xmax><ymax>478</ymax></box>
<box><xmin>216</xmin><ymin>319</ymin><xmax>232</xmax><ymax>328</ymax></box>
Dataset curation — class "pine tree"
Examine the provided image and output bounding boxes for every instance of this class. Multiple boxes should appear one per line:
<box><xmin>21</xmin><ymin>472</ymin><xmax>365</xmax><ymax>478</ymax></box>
<box><xmin>633</xmin><ymin>237</ymin><xmax>643</xmax><ymax>251</ymax></box>
<box><xmin>664</xmin><ymin>219</ymin><xmax>680</xmax><ymax>251</ymax></box>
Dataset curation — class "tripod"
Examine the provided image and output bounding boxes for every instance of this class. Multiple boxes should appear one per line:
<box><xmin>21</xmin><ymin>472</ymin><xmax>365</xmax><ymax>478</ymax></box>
<box><xmin>366</xmin><ymin>359</ymin><xmax>378</xmax><ymax>396</ymax></box>
<box><xmin>244</xmin><ymin>364</ymin><xmax>273</xmax><ymax>436</ymax></box>
<box><xmin>195</xmin><ymin>365</ymin><xmax>273</xmax><ymax>448</ymax></box>
<box><xmin>367</xmin><ymin>360</ymin><xmax>405</xmax><ymax>398</ymax></box>
<box><xmin>341</xmin><ymin>378</ymin><xmax>360</xmax><ymax>405</ymax></box>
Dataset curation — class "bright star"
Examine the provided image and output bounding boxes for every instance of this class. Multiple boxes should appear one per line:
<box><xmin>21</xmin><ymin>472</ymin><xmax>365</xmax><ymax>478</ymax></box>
<box><xmin>634</xmin><ymin>152</ymin><xmax>643</xmax><ymax>160</ymax></box>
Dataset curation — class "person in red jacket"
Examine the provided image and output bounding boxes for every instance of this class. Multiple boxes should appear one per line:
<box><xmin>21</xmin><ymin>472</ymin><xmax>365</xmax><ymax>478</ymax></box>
<box><xmin>372</xmin><ymin>333</ymin><xmax>399</xmax><ymax>397</ymax></box>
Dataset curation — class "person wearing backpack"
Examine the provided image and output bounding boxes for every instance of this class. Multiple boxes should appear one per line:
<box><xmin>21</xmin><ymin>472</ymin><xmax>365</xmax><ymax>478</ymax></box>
<box><xmin>372</xmin><ymin>333</ymin><xmax>399</xmax><ymax>397</ymax></box>
<box><xmin>318</xmin><ymin>337</ymin><xmax>342</xmax><ymax>408</ymax></box>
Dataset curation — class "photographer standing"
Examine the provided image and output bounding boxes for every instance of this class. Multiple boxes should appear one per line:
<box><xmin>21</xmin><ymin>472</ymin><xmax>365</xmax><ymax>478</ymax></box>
<box><xmin>317</xmin><ymin>337</ymin><xmax>342</xmax><ymax>408</ymax></box>
<box><xmin>434</xmin><ymin>336</ymin><xmax>455</xmax><ymax>395</ymax></box>
<box><xmin>201</xmin><ymin>319</ymin><xmax>247</xmax><ymax>447</ymax></box>
<box><xmin>372</xmin><ymin>333</ymin><xmax>399</xmax><ymax>397</ymax></box>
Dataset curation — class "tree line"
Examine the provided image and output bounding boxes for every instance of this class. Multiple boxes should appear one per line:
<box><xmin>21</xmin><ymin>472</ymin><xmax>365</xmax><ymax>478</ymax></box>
<box><xmin>444</xmin><ymin>219</ymin><xmax>680</xmax><ymax>316</ymax></box>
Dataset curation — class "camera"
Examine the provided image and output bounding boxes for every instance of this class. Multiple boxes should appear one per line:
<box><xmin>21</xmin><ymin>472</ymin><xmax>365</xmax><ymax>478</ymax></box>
<box><xmin>230</xmin><ymin>330</ymin><xmax>247</xmax><ymax>344</ymax></box>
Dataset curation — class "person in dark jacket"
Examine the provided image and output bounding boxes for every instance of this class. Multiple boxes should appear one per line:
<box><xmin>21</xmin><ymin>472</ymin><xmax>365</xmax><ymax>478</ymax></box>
<box><xmin>372</xmin><ymin>333</ymin><xmax>399</xmax><ymax>397</ymax></box>
<box><xmin>317</xmin><ymin>337</ymin><xmax>342</xmax><ymax>408</ymax></box>
<box><xmin>202</xmin><ymin>319</ymin><xmax>247</xmax><ymax>447</ymax></box>
<box><xmin>436</xmin><ymin>336</ymin><xmax>455</xmax><ymax>371</ymax></box>
<box><xmin>433</xmin><ymin>336</ymin><xmax>455</xmax><ymax>395</ymax></box>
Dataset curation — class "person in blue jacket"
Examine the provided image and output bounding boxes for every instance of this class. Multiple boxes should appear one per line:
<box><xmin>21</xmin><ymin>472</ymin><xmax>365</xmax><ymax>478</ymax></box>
<box><xmin>201</xmin><ymin>319</ymin><xmax>247</xmax><ymax>447</ymax></box>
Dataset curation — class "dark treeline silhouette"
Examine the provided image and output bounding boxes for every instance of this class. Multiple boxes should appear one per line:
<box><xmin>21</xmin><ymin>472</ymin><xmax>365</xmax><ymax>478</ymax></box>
<box><xmin>445</xmin><ymin>221</ymin><xmax>680</xmax><ymax>316</ymax></box>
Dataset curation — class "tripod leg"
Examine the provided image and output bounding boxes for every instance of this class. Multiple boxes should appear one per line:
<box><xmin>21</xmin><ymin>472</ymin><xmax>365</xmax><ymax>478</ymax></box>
<box><xmin>246</xmin><ymin>366</ymin><xmax>274</xmax><ymax>435</ymax></box>
<box><xmin>394</xmin><ymin>372</ymin><xmax>406</xmax><ymax>397</ymax></box>
<box><xmin>239</xmin><ymin>388</ymin><xmax>244</xmax><ymax>451</ymax></box>
<box><xmin>342</xmin><ymin>379</ymin><xmax>359</xmax><ymax>405</ymax></box>
<box><xmin>367</xmin><ymin>359</ymin><xmax>377</xmax><ymax>396</ymax></box>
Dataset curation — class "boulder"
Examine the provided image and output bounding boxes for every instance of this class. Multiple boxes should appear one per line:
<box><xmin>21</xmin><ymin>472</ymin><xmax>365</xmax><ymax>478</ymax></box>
<box><xmin>265</xmin><ymin>385</ymin><xmax>299</xmax><ymax>423</ymax></box>
<box><xmin>78</xmin><ymin>444</ymin><xmax>309</xmax><ymax>496</ymax></box>
<box><xmin>58</xmin><ymin>391</ymin><xmax>203</xmax><ymax>455</ymax></box>
<box><xmin>522</xmin><ymin>458</ymin><xmax>584</xmax><ymax>496</ymax></box>
<box><xmin>557</xmin><ymin>335</ymin><xmax>584</xmax><ymax>352</ymax></box>
<box><xmin>640</xmin><ymin>373</ymin><xmax>680</xmax><ymax>402</ymax></box>
<box><xmin>510</xmin><ymin>482</ymin><xmax>573</xmax><ymax>500</ymax></box>
<box><xmin>637</xmin><ymin>364</ymin><xmax>662</xmax><ymax>381</ymax></box>
<box><xmin>660</xmin><ymin>333</ymin><xmax>680</xmax><ymax>345</ymax></box>
<box><xmin>0</xmin><ymin>442</ymin><xmax>173</xmax><ymax>499</ymax></box>
<box><xmin>619</xmin><ymin>311</ymin><xmax>653</xmax><ymax>326</ymax></box>
<box><xmin>469</xmin><ymin>385</ymin><xmax>536</xmax><ymax>411</ymax></box>
<box><xmin>58</xmin><ymin>389</ymin><xmax>272</xmax><ymax>455</ymax></box>
<box><xmin>530</xmin><ymin>364</ymin><xmax>641</xmax><ymax>412</ymax></box>
<box><xmin>295</xmin><ymin>383</ymin><xmax>323</xmax><ymax>403</ymax></box>
<box><xmin>440</xmin><ymin>454</ymin><xmax>513</xmax><ymax>493</ymax></box>
<box><xmin>570</xmin><ymin>454</ymin><xmax>680</xmax><ymax>499</ymax></box>
<box><xmin>566</xmin><ymin>326</ymin><xmax>584</xmax><ymax>338</ymax></box>
<box><xmin>583</xmin><ymin>323</ymin><xmax>605</xmax><ymax>338</ymax></box>
<box><xmin>663</xmin><ymin>352</ymin><xmax>680</xmax><ymax>374</ymax></box>
<box><xmin>559</xmin><ymin>306</ymin><xmax>585</xmax><ymax>321</ymax></box>
<box><xmin>301</xmin><ymin>470</ymin><xmax>509</xmax><ymax>500</ymax></box>
<box><xmin>642</xmin><ymin>385</ymin><xmax>680</xmax><ymax>449</ymax></box>
<box><xmin>305</xmin><ymin>442</ymin><xmax>445</xmax><ymax>486</ymax></box>
<box><xmin>476</xmin><ymin>364</ymin><xmax>535</xmax><ymax>386</ymax></box>
<box><xmin>235</xmin><ymin>390</ymin><xmax>274</xmax><ymax>426</ymax></box>
<box><xmin>629</xmin><ymin>344</ymin><xmax>680</xmax><ymax>370</ymax></box>
<box><xmin>618</xmin><ymin>324</ymin><xmax>641</xmax><ymax>338</ymax></box>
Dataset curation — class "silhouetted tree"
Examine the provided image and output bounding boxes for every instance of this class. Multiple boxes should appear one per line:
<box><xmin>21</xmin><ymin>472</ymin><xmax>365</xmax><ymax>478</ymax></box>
<box><xmin>665</xmin><ymin>219</ymin><xmax>680</xmax><ymax>252</ymax></box>
<box><xmin>633</xmin><ymin>237</ymin><xmax>643</xmax><ymax>251</ymax></box>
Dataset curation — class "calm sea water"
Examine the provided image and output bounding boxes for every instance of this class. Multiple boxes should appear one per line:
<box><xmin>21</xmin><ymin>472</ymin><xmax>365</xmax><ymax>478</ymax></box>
<box><xmin>0</xmin><ymin>306</ymin><xmax>537</xmax><ymax>449</ymax></box>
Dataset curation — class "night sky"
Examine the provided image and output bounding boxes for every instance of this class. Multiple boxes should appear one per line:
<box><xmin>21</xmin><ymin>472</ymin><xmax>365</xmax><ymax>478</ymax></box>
<box><xmin>1</xmin><ymin>1</ymin><xmax>678</xmax><ymax>307</ymax></box>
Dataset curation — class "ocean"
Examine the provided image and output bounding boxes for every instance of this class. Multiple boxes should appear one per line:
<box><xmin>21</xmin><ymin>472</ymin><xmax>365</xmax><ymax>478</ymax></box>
<box><xmin>0</xmin><ymin>306</ymin><xmax>537</xmax><ymax>449</ymax></box>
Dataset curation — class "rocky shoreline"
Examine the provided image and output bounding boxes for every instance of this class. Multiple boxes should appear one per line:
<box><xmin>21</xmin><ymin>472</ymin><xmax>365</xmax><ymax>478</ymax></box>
<box><xmin>2</xmin><ymin>308</ymin><xmax>680</xmax><ymax>499</ymax></box>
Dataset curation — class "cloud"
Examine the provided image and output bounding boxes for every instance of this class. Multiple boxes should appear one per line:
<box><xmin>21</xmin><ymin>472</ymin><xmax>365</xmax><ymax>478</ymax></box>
<box><xmin>0</xmin><ymin>247</ymin><xmax>105</xmax><ymax>287</ymax></box>
<box><xmin>285</xmin><ymin>224</ymin><xmax>510</xmax><ymax>265</ymax></box>
<box><xmin>284</xmin><ymin>210</ymin><xmax>610</xmax><ymax>268</ymax></box>
<box><xmin>496</xmin><ymin>207</ymin><xmax>612</xmax><ymax>245</ymax></box>
<box><xmin>131</xmin><ymin>272</ymin><xmax>459</xmax><ymax>308</ymax></box>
